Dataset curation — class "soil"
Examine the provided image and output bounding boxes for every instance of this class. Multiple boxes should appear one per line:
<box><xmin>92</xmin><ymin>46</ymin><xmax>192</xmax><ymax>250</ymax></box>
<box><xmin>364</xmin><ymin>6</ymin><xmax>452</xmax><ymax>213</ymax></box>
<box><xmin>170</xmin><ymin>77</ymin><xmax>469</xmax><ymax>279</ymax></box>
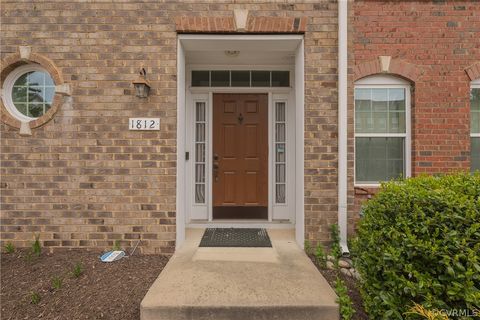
<box><xmin>309</xmin><ymin>255</ymin><xmax>369</xmax><ymax>320</ymax></box>
<box><xmin>1</xmin><ymin>249</ymin><xmax>169</xmax><ymax>320</ymax></box>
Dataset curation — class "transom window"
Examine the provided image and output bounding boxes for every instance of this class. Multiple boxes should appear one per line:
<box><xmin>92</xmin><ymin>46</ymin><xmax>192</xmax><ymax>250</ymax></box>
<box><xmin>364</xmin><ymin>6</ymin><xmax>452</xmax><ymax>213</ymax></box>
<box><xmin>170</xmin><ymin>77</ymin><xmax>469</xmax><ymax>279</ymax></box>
<box><xmin>355</xmin><ymin>75</ymin><xmax>411</xmax><ymax>185</ymax></box>
<box><xmin>471</xmin><ymin>79</ymin><xmax>480</xmax><ymax>172</ymax></box>
<box><xmin>2</xmin><ymin>64</ymin><xmax>55</xmax><ymax>122</ymax></box>
<box><xmin>191</xmin><ymin>70</ymin><xmax>290</xmax><ymax>87</ymax></box>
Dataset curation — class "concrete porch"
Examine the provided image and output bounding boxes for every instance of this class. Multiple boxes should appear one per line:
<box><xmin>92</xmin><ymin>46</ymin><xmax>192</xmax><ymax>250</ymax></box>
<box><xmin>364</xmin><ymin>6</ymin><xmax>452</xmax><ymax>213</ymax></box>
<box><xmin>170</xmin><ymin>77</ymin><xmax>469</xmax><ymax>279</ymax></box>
<box><xmin>141</xmin><ymin>228</ymin><xmax>339</xmax><ymax>320</ymax></box>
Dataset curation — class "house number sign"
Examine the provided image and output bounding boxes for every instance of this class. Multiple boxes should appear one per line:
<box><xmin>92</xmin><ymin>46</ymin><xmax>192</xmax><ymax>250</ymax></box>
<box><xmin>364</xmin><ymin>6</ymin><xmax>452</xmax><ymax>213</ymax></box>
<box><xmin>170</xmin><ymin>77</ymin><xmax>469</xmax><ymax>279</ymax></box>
<box><xmin>129</xmin><ymin>118</ymin><xmax>160</xmax><ymax>130</ymax></box>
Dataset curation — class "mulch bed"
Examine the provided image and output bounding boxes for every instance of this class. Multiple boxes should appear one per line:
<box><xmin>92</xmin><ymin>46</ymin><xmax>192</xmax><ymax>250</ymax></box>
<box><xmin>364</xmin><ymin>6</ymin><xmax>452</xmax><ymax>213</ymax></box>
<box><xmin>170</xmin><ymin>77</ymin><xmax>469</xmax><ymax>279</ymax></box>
<box><xmin>309</xmin><ymin>255</ymin><xmax>369</xmax><ymax>320</ymax></box>
<box><xmin>1</xmin><ymin>249</ymin><xmax>169</xmax><ymax>320</ymax></box>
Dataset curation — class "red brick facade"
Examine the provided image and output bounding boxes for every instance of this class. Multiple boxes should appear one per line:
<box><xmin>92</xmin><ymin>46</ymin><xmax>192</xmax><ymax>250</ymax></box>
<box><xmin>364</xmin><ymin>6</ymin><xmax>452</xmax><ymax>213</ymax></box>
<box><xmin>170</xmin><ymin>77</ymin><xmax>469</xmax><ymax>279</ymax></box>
<box><xmin>351</xmin><ymin>0</ymin><xmax>480</xmax><ymax>219</ymax></box>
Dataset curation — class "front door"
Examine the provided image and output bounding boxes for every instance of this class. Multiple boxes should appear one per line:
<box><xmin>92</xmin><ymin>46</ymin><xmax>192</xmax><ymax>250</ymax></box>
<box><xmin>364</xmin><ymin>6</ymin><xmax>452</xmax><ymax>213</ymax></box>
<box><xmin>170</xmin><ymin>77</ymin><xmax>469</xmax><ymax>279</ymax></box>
<box><xmin>213</xmin><ymin>93</ymin><xmax>268</xmax><ymax>219</ymax></box>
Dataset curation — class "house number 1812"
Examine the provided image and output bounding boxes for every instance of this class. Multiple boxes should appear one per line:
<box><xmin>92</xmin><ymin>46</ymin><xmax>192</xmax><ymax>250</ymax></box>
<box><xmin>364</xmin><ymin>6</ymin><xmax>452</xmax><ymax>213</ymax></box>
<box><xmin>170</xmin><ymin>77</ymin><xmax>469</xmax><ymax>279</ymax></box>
<box><xmin>129</xmin><ymin>118</ymin><xmax>160</xmax><ymax>131</ymax></box>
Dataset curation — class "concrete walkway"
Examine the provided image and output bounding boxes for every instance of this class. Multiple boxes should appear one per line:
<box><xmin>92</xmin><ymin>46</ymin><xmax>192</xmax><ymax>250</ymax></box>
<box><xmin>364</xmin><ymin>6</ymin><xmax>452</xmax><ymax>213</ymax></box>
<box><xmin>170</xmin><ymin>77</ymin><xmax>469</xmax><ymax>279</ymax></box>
<box><xmin>141</xmin><ymin>229</ymin><xmax>339</xmax><ymax>320</ymax></box>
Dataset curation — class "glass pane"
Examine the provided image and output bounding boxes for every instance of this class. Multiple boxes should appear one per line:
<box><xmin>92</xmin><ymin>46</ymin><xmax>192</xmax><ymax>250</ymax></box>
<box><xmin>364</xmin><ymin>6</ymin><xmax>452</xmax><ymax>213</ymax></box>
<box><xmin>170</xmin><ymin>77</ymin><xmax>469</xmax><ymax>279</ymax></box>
<box><xmin>44</xmin><ymin>87</ymin><xmax>55</xmax><ymax>104</ymax></box>
<box><xmin>251</xmin><ymin>71</ymin><xmax>270</xmax><ymax>87</ymax></box>
<box><xmin>45</xmin><ymin>103</ymin><xmax>51</xmax><ymax>112</ymax></box>
<box><xmin>196</xmin><ymin>102</ymin><xmax>205</xmax><ymax>122</ymax></box>
<box><xmin>211</xmin><ymin>70</ymin><xmax>229</xmax><ymax>87</ymax></box>
<box><xmin>276</xmin><ymin>143</ymin><xmax>286</xmax><ymax>162</ymax></box>
<box><xmin>27</xmin><ymin>71</ymin><xmax>45</xmax><ymax>86</ymax></box>
<box><xmin>355</xmin><ymin>137</ymin><xmax>404</xmax><ymax>183</ymax></box>
<box><xmin>276</xmin><ymin>164</ymin><xmax>285</xmax><ymax>183</ymax></box>
<box><xmin>372</xmin><ymin>89</ymin><xmax>388</xmax><ymax>112</ymax></box>
<box><xmin>196</xmin><ymin>123</ymin><xmax>205</xmax><ymax>142</ymax></box>
<box><xmin>28</xmin><ymin>103</ymin><xmax>44</xmax><ymax>118</ymax></box>
<box><xmin>275</xmin><ymin>123</ymin><xmax>285</xmax><ymax>142</ymax></box>
<box><xmin>471</xmin><ymin>89</ymin><xmax>480</xmax><ymax>134</ymax></box>
<box><xmin>389</xmin><ymin>88</ymin><xmax>405</xmax><ymax>111</ymax></box>
<box><xmin>28</xmin><ymin>86</ymin><xmax>45</xmax><ymax>103</ymax></box>
<box><xmin>14</xmin><ymin>72</ymin><xmax>29</xmax><ymax>86</ymax></box>
<box><xmin>276</xmin><ymin>102</ymin><xmax>285</xmax><ymax>122</ymax></box>
<box><xmin>195</xmin><ymin>184</ymin><xmax>205</xmax><ymax>203</ymax></box>
<box><xmin>196</xmin><ymin>143</ymin><xmax>205</xmax><ymax>162</ymax></box>
<box><xmin>355</xmin><ymin>89</ymin><xmax>371</xmax><ymax>112</ymax></box>
<box><xmin>12</xmin><ymin>86</ymin><xmax>27</xmax><ymax>103</ymax></box>
<box><xmin>276</xmin><ymin>184</ymin><xmax>286</xmax><ymax>203</ymax></box>
<box><xmin>271</xmin><ymin>71</ymin><xmax>289</xmax><ymax>87</ymax></box>
<box><xmin>14</xmin><ymin>103</ymin><xmax>27</xmax><ymax>116</ymax></box>
<box><xmin>195</xmin><ymin>164</ymin><xmax>205</xmax><ymax>183</ymax></box>
<box><xmin>192</xmin><ymin>71</ymin><xmax>209</xmax><ymax>87</ymax></box>
<box><xmin>388</xmin><ymin>111</ymin><xmax>406</xmax><ymax>133</ymax></box>
<box><xmin>231</xmin><ymin>71</ymin><xmax>250</xmax><ymax>87</ymax></box>
<box><xmin>472</xmin><ymin>138</ymin><xmax>480</xmax><ymax>173</ymax></box>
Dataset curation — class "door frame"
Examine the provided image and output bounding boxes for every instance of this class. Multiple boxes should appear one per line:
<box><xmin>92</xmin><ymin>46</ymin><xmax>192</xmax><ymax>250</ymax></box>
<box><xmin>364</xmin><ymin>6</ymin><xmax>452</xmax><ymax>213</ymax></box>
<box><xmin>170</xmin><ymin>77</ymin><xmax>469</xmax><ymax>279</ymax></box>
<box><xmin>176</xmin><ymin>35</ymin><xmax>305</xmax><ymax>249</ymax></box>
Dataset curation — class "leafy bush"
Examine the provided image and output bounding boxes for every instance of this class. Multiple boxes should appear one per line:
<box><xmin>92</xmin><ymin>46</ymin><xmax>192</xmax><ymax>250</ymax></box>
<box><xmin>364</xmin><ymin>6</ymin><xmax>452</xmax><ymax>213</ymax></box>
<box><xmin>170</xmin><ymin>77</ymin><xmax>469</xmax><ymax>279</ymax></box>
<box><xmin>330</xmin><ymin>224</ymin><xmax>341</xmax><ymax>268</ymax></box>
<box><xmin>335</xmin><ymin>277</ymin><xmax>355</xmax><ymax>320</ymax></box>
<box><xmin>354</xmin><ymin>173</ymin><xmax>480</xmax><ymax>319</ymax></box>
<box><xmin>315</xmin><ymin>242</ymin><xmax>327</xmax><ymax>268</ymax></box>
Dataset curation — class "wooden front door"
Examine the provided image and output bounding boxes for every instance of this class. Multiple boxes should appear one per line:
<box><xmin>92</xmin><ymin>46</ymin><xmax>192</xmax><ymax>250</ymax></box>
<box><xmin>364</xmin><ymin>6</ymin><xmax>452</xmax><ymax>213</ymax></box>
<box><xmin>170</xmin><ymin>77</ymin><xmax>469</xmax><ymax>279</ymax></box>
<box><xmin>213</xmin><ymin>93</ymin><xmax>268</xmax><ymax>219</ymax></box>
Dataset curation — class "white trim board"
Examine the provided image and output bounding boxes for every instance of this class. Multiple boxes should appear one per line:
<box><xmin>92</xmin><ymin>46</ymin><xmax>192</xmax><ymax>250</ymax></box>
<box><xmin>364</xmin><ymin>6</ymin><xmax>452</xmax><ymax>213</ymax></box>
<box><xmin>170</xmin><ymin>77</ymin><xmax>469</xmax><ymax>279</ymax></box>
<box><xmin>176</xmin><ymin>34</ymin><xmax>305</xmax><ymax>250</ymax></box>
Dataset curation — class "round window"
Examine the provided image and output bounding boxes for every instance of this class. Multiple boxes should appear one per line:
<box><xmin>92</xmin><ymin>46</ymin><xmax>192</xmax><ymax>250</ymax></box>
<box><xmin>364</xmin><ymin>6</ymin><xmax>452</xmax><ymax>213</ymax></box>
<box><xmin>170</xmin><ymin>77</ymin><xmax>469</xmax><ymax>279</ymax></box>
<box><xmin>2</xmin><ymin>64</ymin><xmax>56</xmax><ymax>122</ymax></box>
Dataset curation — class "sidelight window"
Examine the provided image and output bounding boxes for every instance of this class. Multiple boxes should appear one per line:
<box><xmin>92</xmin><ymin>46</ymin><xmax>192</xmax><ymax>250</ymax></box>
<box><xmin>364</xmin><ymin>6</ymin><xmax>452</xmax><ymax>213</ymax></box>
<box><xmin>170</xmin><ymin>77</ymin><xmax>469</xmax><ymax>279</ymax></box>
<box><xmin>194</xmin><ymin>101</ymin><xmax>207</xmax><ymax>203</ymax></box>
<box><xmin>275</xmin><ymin>101</ymin><xmax>287</xmax><ymax>203</ymax></box>
<box><xmin>471</xmin><ymin>80</ymin><xmax>480</xmax><ymax>172</ymax></box>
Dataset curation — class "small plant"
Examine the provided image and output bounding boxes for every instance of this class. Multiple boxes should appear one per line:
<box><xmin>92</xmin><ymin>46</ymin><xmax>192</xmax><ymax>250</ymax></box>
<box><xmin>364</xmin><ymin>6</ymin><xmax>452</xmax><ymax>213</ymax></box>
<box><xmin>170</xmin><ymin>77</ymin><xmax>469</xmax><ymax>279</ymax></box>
<box><xmin>72</xmin><ymin>262</ymin><xmax>83</xmax><ymax>278</ymax></box>
<box><xmin>112</xmin><ymin>240</ymin><xmax>121</xmax><ymax>251</ymax></box>
<box><xmin>304</xmin><ymin>240</ymin><xmax>312</xmax><ymax>255</ymax></box>
<box><xmin>30</xmin><ymin>291</ymin><xmax>41</xmax><ymax>305</ymax></box>
<box><xmin>404</xmin><ymin>302</ymin><xmax>449</xmax><ymax>320</ymax></box>
<box><xmin>31</xmin><ymin>234</ymin><xmax>41</xmax><ymax>257</ymax></box>
<box><xmin>24</xmin><ymin>251</ymin><xmax>33</xmax><ymax>263</ymax></box>
<box><xmin>4</xmin><ymin>242</ymin><xmax>15</xmax><ymax>254</ymax></box>
<box><xmin>335</xmin><ymin>277</ymin><xmax>355</xmax><ymax>320</ymax></box>
<box><xmin>51</xmin><ymin>276</ymin><xmax>62</xmax><ymax>290</ymax></box>
<box><xmin>314</xmin><ymin>243</ymin><xmax>327</xmax><ymax>268</ymax></box>
<box><xmin>330</xmin><ymin>224</ymin><xmax>341</xmax><ymax>268</ymax></box>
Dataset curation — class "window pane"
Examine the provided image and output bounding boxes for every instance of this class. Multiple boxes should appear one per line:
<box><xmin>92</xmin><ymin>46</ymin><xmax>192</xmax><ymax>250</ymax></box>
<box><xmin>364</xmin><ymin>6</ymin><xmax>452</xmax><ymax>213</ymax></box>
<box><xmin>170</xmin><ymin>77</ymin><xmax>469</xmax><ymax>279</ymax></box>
<box><xmin>195</xmin><ymin>164</ymin><xmax>205</xmax><ymax>183</ymax></box>
<box><xmin>472</xmin><ymin>138</ymin><xmax>480</xmax><ymax>173</ymax></box>
<box><xmin>28</xmin><ymin>103</ymin><xmax>44</xmax><ymax>118</ymax></box>
<box><xmin>195</xmin><ymin>184</ymin><xmax>205</xmax><ymax>203</ymax></box>
<box><xmin>195</xmin><ymin>143</ymin><xmax>205</xmax><ymax>162</ymax></box>
<box><xmin>389</xmin><ymin>111</ymin><xmax>406</xmax><ymax>133</ymax></box>
<box><xmin>271</xmin><ymin>71</ymin><xmax>289</xmax><ymax>87</ymax></box>
<box><xmin>251</xmin><ymin>71</ymin><xmax>270</xmax><ymax>87</ymax></box>
<box><xmin>276</xmin><ymin>102</ymin><xmax>285</xmax><ymax>122</ymax></box>
<box><xmin>471</xmin><ymin>88</ymin><xmax>480</xmax><ymax>134</ymax></box>
<box><xmin>196</xmin><ymin>123</ymin><xmax>205</xmax><ymax>142</ymax></box>
<box><xmin>211</xmin><ymin>70</ymin><xmax>229</xmax><ymax>87</ymax></box>
<box><xmin>27</xmin><ymin>71</ymin><xmax>45</xmax><ymax>86</ymax></box>
<box><xmin>14</xmin><ymin>72</ymin><xmax>29</xmax><ymax>86</ymax></box>
<box><xmin>231</xmin><ymin>71</ymin><xmax>250</xmax><ymax>87</ymax></box>
<box><xmin>28</xmin><ymin>86</ymin><xmax>45</xmax><ymax>103</ymax></box>
<box><xmin>389</xmin><ymin>88</ymin><xmax>405</xmax><ymax>111</ymax></box>
<box><xmin>192</xmin><ymin>71</ymin><xmax>209</xmax><ymax>87</ymax></box>
<box><xmin>276</xmin><ymin>184</ymin><xmax>286</xmax><ymax>203</ymax></box>
<box><xmin>196</xmin><ymin>102</ymin><xmax>205</xmax><ymax>122</ymax></box>
<box><xmin>275</xmin><ymin>123</ymin><xmax>285</xmax><ymax>142</ymax></box>
<box><xmin>355</xmin><ymin>137</ymin><xmax>404</xmax><ymax>183</ymax></box>
<box><xmin>14</xmin><ymin>103</ymin><xmax>27</xmax><ymax>116</ymax></box>
<box><xmin>12</xmin><ymin>86</ymin><xmax>27</xmax><ymax>103</ymax></box>
<box><xmin>44</xmin><ymin>87</ymin><xmax>55</xmax><ymax>104</ymax></box>
<box><xmin>276</xmin><ymin>164</ymin><xmax>285</xmax><ymax>183</ymax></box>
<box><xmin>276</xmin><ymin>143</ymin><xmax>286</xmax><ymax>162</ymax></box>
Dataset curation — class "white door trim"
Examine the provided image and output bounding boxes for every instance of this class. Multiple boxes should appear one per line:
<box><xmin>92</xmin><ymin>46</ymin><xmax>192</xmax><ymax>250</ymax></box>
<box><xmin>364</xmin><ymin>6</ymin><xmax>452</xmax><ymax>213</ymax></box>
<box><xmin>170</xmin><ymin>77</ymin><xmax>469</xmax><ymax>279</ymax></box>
<box><xmin>176</xmin><ymin>35</ymin><xmax>305</xmax><ymax>249</ymax></box>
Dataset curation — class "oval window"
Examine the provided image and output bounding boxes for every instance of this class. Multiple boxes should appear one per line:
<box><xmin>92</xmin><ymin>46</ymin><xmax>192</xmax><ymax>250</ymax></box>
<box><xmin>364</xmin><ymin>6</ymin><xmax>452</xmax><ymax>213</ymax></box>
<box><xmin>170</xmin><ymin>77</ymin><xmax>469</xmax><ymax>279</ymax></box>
<box><xmin>2</xmin><ymin>64</ymin><xmax>56</xmax><ymax>122</ymax></box>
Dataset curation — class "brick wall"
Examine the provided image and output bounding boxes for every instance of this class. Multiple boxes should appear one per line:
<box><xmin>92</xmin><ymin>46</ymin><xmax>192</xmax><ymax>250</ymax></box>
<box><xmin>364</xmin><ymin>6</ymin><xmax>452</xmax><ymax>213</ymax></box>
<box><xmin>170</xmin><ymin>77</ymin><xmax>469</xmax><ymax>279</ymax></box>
<box><xmin>0</xmin><ymin>1</ymin><xmax>340</xmax><ymax>252</ymax></box>
<box><xmin>350</xmin><ymin>0</ymin><xmax>480</xmax><ymax>230</ymax></box>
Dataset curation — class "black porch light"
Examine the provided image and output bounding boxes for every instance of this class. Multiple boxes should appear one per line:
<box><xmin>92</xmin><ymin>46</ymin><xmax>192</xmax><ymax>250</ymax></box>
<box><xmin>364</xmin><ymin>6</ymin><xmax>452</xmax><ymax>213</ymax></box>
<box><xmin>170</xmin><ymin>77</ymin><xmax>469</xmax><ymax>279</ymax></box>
<box><xmin>133</xmin><ymin>68</ymin><xmax>151</xmax><ymax>98</ymax></box>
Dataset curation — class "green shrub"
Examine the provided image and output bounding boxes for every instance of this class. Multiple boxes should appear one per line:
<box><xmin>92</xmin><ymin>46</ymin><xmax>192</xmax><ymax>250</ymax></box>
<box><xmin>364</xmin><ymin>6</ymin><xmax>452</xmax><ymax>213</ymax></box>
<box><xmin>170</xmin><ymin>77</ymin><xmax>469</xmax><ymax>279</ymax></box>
<box><xmin>4</xmin><ymin>242</ymin><xmax>15</xmax><ymax>254</ymax></box>
<box><xmin>335</xmin><ymin>277</ymin><xmax>355</xmax><ymax>320</ymax></box>
<box><xmin>31</xmin><ymin>234</ymin><xmax>41</xmax><ymax>256</ymax></box>
<box><xmin>314</xmin><ymin>243</ymin><xmax>327</xmax><ymax>268</ymax></box>
<box><xmin>72</xmin><ymin>262</ymin><xmax>83</xmax><ymax>278</ymax></box>
<box><xmin>330</xmin><ymin>223</ymin><xmax>341</xmax><ymax>268</ymax></box>
<box><xmin>353</xmin><ymin>173</ymin><xmax>480</xmax><ymax>319</ymax></box>
<box><xmin>304</xmin><ymin>240</ymin><xmax>312</xmax><ymax>255</ymax></box>
<box><xmin>30</xmin><ymin>291</ymin><xmax>41</xmax><ymax>304</ymax></box>
<box><xmin>51</xmin><ymin>276</ymin><xmax>62</xmax><ymax>290</ymax></box>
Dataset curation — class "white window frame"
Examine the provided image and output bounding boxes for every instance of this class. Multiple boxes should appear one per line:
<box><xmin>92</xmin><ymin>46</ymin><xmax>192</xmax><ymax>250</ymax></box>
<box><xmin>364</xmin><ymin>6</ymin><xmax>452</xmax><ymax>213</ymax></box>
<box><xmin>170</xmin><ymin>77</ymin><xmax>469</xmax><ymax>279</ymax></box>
<box><xmin>354</xmin><ymin>74</ymin><xmax>412</xmax><ymax>187</ymax></box>
<box><xmin>471</xmin><ymin>79</ymin><xmax>480</xmax><ymax>172</ymax></box>
<box><xmin>1</xmin><ymin>64</ymin><xmax>55</xmax><ymax>122</ymax></box>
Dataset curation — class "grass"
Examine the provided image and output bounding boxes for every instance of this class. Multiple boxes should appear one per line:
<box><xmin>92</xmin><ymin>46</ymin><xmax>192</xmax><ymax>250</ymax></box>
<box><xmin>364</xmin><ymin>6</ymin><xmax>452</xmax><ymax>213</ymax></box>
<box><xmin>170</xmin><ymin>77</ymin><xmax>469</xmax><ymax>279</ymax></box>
<box><xmin>30</xmin><ymin>291</ymin><xmax>41</xmax><ymax>305</ymax></box>
<box><xmin>4</xmin><ymin>242</ymin><xmax>15</xmax><ymax>254</ymax></box>
<box><xmin>51</xmin><ymin>276</ymin><xmax>62</xmax><ymax>290</ymax></box>
<box><xmin>31</xmin><ymin>234</ymin><xmax>41</xmax><ymax>257</ymax></box>
<box><xmin>71</xmin><ymin>263</ymin><xmax>83</xmax><ymax>278</ymax></box>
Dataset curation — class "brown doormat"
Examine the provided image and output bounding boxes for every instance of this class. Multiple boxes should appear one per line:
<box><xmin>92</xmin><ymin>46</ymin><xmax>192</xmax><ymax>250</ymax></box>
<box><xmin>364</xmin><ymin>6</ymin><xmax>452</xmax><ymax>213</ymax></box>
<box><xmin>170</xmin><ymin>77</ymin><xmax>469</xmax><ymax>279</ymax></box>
<box><xmin>199</xmin><ymin>228</ymin><xmax>272</xmax><ymax>247</ymax></box>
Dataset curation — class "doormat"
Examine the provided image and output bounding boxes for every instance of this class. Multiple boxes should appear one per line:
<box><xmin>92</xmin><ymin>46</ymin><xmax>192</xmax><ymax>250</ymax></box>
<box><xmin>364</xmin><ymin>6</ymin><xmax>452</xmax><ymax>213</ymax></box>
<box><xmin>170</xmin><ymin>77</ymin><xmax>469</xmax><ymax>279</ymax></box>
<box><xmin>199</xmin><ymin>228</ymin><xmax>272</xmax><ymax>248</ymax></box>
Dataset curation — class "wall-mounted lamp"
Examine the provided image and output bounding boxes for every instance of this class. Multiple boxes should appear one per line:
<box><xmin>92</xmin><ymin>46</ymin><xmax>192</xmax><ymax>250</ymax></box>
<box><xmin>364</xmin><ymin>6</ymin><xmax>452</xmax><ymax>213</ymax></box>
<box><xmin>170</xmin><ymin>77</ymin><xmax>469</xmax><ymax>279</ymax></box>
<box><xmin>133</xmin><ymin>68</ymin><xmax>151</xmax><ymax>98</ymax></box>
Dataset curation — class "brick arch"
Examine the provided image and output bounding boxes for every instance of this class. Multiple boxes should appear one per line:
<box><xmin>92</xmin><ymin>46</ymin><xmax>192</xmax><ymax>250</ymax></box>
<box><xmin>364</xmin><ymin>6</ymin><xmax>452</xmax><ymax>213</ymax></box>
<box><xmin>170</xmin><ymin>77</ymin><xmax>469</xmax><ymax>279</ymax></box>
<box><xmin>465</xmin><ymin>62</ymin><xmax>480</xmax><ymax>81</ymax></box>
<box><xmin>0</xmin><ymin>49</ymin><xmax>65</xmax><ymax>129</ymax></box>
<box><xmin>353</xmin><ymin>57</ymin><xmax>422</xmax><ymax>83</ymax></box>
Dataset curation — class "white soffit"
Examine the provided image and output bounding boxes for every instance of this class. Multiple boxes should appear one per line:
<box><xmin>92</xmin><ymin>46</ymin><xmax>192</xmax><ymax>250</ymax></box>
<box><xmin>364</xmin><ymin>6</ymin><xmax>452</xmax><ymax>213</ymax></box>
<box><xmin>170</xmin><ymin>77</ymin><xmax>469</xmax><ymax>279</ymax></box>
<box><xmin>179</xmin><ymin>35</ymin><xmax>303</xmax><ymax>52</ymax></box>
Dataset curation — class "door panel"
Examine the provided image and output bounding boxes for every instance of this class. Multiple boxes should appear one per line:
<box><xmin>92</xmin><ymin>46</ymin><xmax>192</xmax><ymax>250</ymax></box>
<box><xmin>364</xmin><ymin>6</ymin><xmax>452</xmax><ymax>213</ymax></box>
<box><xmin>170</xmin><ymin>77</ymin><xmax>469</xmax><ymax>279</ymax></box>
<box><xmin>213</xmin><ymin>94</ymin><xmax>268</xmax><ymax>218</ymax></box>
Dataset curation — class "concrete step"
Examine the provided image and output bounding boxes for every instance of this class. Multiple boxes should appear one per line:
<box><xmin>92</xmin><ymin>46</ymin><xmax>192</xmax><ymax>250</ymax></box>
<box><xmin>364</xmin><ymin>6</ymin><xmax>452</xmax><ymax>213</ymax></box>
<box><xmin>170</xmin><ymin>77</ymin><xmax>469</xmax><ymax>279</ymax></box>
<box><xmin>141</xmin><ymin>229</ymin><xmax>339</xmax><ymax>320</ymax></box>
